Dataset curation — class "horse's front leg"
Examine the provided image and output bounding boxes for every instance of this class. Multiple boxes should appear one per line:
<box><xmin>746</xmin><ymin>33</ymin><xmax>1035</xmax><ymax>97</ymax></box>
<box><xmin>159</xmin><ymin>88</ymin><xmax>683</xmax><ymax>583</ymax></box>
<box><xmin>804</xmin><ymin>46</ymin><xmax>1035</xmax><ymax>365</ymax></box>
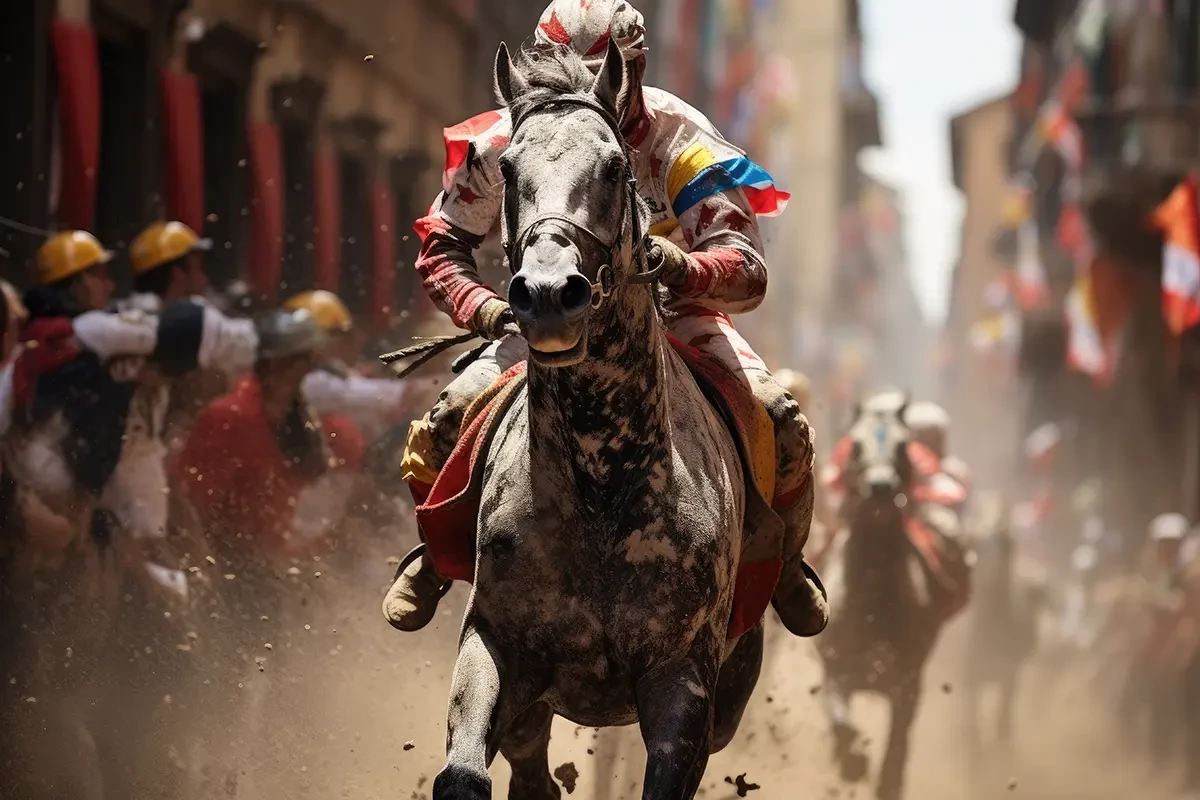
<box><xmin>824</xmin><ymin>671</ymin><xmax>868</xmax><ymax>783</ymax></box>
<box><xmin>433</xmin><ymin>624</ymin><xmax>542</xmax><ymax>800</ymax></box>
<box><xmin>500</xmin><ymin>702</ymin><xmax>560</xmax><ymax>800</ymax></box>
<box><xmin>635</xmin><ymin>644</ymin><xmax>721</xmax><ymax>800</ymax></box>
<box><xmin>877</xmin><ymin>677</ymin><xmax>921</xmax><ymax>800</ymax></box>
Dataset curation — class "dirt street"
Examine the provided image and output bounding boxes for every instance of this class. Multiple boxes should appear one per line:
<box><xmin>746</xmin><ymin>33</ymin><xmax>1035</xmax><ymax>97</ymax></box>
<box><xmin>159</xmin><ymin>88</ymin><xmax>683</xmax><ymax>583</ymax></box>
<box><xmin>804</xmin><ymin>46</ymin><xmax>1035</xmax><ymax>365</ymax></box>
<box><xmin>194</xmin><ymin>535</ymin><xmax>1177</xmax><ymax>800</ymax></box>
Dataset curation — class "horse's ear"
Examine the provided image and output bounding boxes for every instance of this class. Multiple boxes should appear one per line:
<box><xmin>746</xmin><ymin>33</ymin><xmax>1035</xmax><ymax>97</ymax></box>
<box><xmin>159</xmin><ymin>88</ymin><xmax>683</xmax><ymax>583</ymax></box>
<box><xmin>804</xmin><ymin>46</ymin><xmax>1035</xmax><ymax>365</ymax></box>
<box><xmin>591</xmin><ymin>37</ymin><xmax>626</xmax><ymax>112</ymax></box>
<box><xmin>494</xmin><ymin>42</ymin><xmax>527</xmax><ymax>107</ymax></box>
<box><xmin>896</xmin><ymin>391</ymin><xmax>911</xmax><ymax>424</ymax></box>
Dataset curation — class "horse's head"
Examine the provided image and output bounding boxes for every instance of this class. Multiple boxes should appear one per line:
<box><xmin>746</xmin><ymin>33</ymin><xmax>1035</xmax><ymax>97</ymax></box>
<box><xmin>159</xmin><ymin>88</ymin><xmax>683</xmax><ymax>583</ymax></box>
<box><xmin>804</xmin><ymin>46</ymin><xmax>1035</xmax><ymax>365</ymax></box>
<box><xmin>494</xmin><ymin>40</ymin><xmax>651</xmax><ymax>368</ymax></box>
<box><xmin>842</xmin><ymin>391</ymin><xmax>913</xmax><ymax>511</ymax></box>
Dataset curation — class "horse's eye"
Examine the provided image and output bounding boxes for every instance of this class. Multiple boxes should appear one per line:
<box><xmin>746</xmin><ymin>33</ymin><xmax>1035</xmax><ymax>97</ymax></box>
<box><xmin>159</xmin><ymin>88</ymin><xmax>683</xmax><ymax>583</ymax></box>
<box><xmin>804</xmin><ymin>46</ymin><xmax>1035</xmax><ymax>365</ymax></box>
<box><xmin>499</xmin><ymin>159</ymin><xmax>515</xmax><ymax>182</ymax></box>
<box><xmin>604</xmin><ymin>159</ymin><xmax>624</xmax><ymax>183</ymax></box>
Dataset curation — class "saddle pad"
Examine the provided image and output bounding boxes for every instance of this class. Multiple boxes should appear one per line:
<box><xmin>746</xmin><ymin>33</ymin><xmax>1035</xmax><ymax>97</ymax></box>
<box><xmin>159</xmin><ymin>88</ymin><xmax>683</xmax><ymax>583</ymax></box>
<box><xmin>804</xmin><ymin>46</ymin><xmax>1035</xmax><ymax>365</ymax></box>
<box><xmin>905</xmin><ymin>515</ymin><xmax>971</xmax><ymax>619</ymax></box>
<box><xmin>408</xmin><ymin>337</ymin><xmax>782</xmax><ymax>641</ymax></box>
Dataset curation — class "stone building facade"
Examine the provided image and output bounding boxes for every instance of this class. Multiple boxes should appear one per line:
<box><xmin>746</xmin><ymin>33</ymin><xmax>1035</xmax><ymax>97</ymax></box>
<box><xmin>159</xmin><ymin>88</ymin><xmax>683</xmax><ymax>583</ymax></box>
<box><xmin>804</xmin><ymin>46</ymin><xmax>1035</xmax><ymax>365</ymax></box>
<box><xmin>0</xmin><ymin>0</ymin><xmax>548</xmax><ymax>331</ymax></box>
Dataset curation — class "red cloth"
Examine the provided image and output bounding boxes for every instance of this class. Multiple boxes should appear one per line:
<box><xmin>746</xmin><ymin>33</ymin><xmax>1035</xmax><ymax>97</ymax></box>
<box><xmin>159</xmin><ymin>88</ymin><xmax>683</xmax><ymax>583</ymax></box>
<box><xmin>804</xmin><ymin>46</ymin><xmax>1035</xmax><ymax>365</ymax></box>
<box><xmin>160</xmin><ymin>69</ymin><xmax>205</xmax><ymax>232</ymax></box>
<box><xmin>51</xmin><ymin>20</ymin><xmax>101</xmax><ymax>231</ymax></box>
<box><xmin>247</xmin><ymin>121</ymin><xmax>284</xmax><ymax>301</ymax></box>
<box><xmin>12</xmin><ymin>318</ymin><xmax>82</xmax><ymax>412</ymax></box>
<box><xmin>414</xmin><ymin>337</ymin><xmax>780</xmax><ymax>641</ymax></box>
<box><xmin>313</xmin><ymin>150</ymin><xmax>341</xmax><ymax>292</ymax></box>
<box><xmin>174</xmin><ymin>377</ymin><xmax>364</xmax><ymax>555</ymax></box>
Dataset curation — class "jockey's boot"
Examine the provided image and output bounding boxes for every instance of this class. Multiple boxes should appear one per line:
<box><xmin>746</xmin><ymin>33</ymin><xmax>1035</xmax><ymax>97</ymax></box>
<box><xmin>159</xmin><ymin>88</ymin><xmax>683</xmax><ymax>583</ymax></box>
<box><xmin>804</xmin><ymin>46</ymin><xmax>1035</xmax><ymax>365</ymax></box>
<box><xmin>758</xmin><ymin>372</ymin><xmax>830</xmax><ymax>637</ymax></box>
<box><xmin>773</xmin><ymin>554</ymin><xmax>830</xmax><ymax>637</ymax></box>
<box><xmin>382</xmin><ymin>544</ymin><xmax>451</xmax><ymax>632</ymax></box>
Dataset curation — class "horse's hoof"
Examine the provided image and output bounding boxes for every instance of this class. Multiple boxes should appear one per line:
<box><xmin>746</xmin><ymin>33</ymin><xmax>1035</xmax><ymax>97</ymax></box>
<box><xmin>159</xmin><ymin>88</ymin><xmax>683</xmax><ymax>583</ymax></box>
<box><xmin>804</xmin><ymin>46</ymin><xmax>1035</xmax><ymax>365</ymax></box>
<box><xmin>508</xmin><ymin>776</ymin><xmax>561</xmax><ymax>800</ymax></box>
<box><xmin>433</xmin><ymin>764</ymin><xmax>491</xmax><ymax>800</ymax></box>
<box><xmin>840</xmin><ymin>749</ymin><xmax>869</xmax><ymax>783</ymax></box>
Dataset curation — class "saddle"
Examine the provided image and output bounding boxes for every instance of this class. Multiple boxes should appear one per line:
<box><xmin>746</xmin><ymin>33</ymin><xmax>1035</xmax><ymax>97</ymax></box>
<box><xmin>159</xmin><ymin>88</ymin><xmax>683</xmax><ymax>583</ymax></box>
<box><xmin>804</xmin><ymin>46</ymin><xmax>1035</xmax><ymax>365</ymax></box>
<box><xmin>405</xmin><ymin>335</ymin><xmax>784</xmax><ymax>641</ymax></box>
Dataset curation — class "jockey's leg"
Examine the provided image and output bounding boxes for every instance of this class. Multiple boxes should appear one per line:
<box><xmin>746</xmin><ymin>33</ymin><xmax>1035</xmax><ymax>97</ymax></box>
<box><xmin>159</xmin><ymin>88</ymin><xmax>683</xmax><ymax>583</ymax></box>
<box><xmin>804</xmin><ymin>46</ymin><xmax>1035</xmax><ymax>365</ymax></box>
<box><xmin>918</xmin><ymin>502</ymin><xmax>972</xmax><ymax>610</ymax></box>
<box><xmin>383</xmin><ymin>336</ymin><xmax>528</xmax><ymax>632</ymax></box>
<box><xmin>668</xmin><ymin>311</ymin><xmax>829</xmax><ymax>637</ymax></box>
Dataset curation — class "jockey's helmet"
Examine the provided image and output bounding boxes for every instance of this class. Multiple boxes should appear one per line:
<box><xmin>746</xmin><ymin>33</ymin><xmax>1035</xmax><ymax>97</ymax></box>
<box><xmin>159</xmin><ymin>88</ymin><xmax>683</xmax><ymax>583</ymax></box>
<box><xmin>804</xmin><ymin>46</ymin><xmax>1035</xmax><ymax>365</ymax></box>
<box><xmin>129</xmin><ymin>221</ymin><xmax>212</xmax><ymax>275</ymax></box>
<box><xmin>534</xmin><ymin>0</ymin><xmax>647</xmax><ymax>69</ymax></box>
<box><xmin>903</xmin><ymin>401</ymin><xmax>950</xmax><ymax>457</ymax></box>
<box><xmin>1150</xmin><ymin>512</ymin><xmax>1190</xmax><ymax>542</ymax></box>
<box><xmin>36</xmin><ymin>230</ymin><xmax>113</xmax><ymax>285</ymax></box>
<box><xmin>284</xmin><ymin>290</ymin><xmax>353</xmax><ymax>334</ymax></box>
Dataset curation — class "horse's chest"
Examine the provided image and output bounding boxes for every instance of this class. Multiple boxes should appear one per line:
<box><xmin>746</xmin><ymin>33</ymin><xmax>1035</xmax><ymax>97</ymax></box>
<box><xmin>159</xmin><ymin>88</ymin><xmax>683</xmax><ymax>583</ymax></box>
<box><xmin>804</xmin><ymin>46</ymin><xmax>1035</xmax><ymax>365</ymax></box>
<box><xmin>476</xmin><ymin>457</ymin><xmax>733</xmax><ymax>656</ymax></box>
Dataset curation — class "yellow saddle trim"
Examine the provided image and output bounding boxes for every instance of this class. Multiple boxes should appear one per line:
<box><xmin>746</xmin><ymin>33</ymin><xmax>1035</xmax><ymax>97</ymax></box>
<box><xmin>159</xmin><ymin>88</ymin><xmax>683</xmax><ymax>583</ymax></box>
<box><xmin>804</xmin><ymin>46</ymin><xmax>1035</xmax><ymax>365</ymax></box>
<box><xmin>743</xmin><ymin>397</ymin><xmax>776</xmax><ymax>504</ymax></box>
<box><xmin>400</xmin><ymin>368</ymin><xmax>526</xmax><ymax>491</ymax></box>
<box><xmin>400</xmin><ymin>415</ymin><xmax>439</xmax><ymax>487</ymax></box>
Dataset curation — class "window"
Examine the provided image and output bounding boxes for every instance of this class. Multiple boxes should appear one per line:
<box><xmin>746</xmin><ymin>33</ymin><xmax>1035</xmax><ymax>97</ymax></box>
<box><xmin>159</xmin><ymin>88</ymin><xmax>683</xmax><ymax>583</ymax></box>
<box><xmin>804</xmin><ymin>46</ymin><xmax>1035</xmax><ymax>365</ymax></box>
<box><xmin>199</xmin><ymin>77</ymin><xmax>249</xmax><ymax>290</ymax></box>
<box><xmin>339</xmin><ymin>154</ymin><xmax>371</xmax><ymax>316</ymax></box>
<box><xmin>94</xmin><ymin>11</ymin><xmax>155</xmax><ymax>294</ymax></box>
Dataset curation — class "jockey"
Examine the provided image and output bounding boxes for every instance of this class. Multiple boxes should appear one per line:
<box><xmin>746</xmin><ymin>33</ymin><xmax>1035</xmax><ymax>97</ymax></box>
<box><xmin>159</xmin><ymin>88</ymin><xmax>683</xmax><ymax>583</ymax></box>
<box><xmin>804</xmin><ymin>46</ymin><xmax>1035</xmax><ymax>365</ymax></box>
<box><xmin>1146</xmin><ymin>512</ymin><xmax>1191</xmax><ymax>608</ymax></box>
<box><xmin>283</xmin><ymin>290</ymin><xmax>412</xmax><ymax>441</ymax></box>
<box><xmin>902</xmin><ymin>401</ymin><xmax>972</xmax><ymax>589</ymax></box>
<box><xmin>385</xmin><ymin>0</ymin><xmax>827</xmax><ymax>638</ymax></box>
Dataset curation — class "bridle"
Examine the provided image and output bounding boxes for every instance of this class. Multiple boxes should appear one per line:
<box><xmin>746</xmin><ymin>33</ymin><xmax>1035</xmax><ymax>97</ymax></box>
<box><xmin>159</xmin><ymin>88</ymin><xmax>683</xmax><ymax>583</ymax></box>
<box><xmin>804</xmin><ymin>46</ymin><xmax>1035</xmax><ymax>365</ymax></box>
<box><xmin>502</xmin><ymin>94</ymin><xmax>662</xmax><ymax>310</ymax></box>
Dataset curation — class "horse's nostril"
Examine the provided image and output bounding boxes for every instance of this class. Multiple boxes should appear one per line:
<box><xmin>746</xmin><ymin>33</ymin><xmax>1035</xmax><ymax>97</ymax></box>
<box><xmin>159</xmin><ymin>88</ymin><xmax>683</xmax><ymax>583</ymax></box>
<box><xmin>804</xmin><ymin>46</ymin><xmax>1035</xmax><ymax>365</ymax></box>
<box><xmin>560</xmin><ymin>274</ymin><xmax>591</xmax><ymax>313</ymax></box>
<box><xmin>509</xmin><ymin>276</ymin><xmax>533</xmax><ymax>315</ymax></box>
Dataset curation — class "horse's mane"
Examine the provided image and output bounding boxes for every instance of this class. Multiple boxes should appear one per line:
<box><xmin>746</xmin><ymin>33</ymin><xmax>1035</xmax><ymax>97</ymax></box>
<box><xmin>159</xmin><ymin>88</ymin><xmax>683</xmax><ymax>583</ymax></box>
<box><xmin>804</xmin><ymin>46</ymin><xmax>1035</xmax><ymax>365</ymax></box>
<box><xmin>501</xmin><ymin>43</ymin><xmax>624</xmax><ymax>122</ymax></box>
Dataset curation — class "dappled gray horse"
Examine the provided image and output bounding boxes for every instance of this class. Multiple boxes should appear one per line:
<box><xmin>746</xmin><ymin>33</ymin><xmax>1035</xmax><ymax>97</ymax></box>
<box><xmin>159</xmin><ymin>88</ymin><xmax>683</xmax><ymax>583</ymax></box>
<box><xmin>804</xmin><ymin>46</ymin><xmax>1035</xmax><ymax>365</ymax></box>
<box><xmin>817</xmin><ymin>392</ymin><xmax>945</xmax><ymax>800</ymax></box>
<box><xmin>432</xmin><ymin>41</ymin><xmax>764</xmax><ymax>800</ymax></box>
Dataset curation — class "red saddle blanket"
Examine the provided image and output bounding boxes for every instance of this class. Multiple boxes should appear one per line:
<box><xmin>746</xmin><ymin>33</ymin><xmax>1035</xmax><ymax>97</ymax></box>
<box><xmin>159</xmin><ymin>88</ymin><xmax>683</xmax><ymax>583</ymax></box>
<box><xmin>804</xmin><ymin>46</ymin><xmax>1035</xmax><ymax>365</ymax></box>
<box><xmin>411</xmin><ymin>335</ymin><xmax>783</xmax><ymax>641</ymax></box>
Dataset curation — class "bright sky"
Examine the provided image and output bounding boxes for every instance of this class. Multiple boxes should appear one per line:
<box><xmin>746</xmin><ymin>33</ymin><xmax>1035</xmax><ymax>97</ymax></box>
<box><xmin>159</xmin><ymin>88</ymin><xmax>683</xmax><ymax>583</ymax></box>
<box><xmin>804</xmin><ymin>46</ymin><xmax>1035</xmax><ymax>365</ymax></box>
<box><xmin>859</xmin><ymin>0</ymin><xmax>1021</xmax><ymax>323</ymax></box>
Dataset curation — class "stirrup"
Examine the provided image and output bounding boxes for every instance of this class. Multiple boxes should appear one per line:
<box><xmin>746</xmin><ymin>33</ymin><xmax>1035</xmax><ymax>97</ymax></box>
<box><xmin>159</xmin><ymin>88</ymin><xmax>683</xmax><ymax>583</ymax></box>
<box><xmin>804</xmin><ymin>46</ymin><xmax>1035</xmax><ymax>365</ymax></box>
<box><xmin>392</xmin><ymin>542</ymin><xmax>453</xmax><ymax>600</ymax></box>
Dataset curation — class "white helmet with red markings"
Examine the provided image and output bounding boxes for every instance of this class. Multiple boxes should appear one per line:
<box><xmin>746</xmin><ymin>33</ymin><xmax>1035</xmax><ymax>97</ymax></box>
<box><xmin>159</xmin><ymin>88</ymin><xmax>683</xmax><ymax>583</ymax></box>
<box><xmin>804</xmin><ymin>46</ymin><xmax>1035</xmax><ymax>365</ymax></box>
<box><xmin>534</xmin><ymin>0</ymin><xmax>647</xmax><ymax>68</ymax></box>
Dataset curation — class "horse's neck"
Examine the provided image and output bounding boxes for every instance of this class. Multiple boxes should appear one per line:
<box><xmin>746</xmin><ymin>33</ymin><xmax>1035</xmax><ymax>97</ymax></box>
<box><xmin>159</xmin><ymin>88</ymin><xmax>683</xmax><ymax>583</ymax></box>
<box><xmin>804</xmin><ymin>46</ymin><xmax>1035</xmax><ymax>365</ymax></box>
<box><xmin>845</xmin><ymin>505</ymin><xmax>909</xmax><ymax>580</ymax></box>
<box><xmin>526</xmin><ymin>285</ymin><xmax>668</xmax><ymax>490</ymax></box>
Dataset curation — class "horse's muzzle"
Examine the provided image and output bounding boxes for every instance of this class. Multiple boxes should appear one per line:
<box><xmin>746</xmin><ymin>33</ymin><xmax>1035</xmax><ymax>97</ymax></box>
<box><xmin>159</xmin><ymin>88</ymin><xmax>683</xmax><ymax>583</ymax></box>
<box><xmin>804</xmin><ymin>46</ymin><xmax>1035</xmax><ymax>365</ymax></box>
<box><xmin>509</xmin><ymin>238</ymin><xmax>592</xmax><ymax>365</ymax></box>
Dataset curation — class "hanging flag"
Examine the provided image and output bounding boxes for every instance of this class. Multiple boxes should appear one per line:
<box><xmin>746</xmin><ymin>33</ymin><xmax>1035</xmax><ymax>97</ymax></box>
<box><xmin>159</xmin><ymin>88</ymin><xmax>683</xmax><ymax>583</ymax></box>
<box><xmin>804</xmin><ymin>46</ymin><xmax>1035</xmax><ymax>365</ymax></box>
<box><xmin>1002</xmin><ymin>174</ymin><xmax>1035</xmax><ymax>227</ymax></box>
<box><xmin>1064</xmin><ymin>266</ymin><xmax>1112</xmax><ymax>385</ymax></box>
<box><xmin>1014</xmin><ymin>221</ymin><xmax>1050</xmax><ymax>309</ymax></box>
<box><xmin>1152</xmin><ymin>175</ymin><xmax>1200</xmax><ymax>335</ymax></box>
<box><xmin>1040</xmin><ymin>104</ymin><xmax>1085</xmax><ymax>173</ymax></box>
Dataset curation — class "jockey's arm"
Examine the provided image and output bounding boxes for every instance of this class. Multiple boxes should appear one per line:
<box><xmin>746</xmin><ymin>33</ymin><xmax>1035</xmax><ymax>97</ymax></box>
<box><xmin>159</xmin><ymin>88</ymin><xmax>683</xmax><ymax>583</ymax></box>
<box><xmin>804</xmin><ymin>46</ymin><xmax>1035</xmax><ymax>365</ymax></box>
<box><xmin>670</xmin><ymin>188</ymin><xmax>768</xmax><ymax>315</ymax></box>
<box><xmin>413</xmin><ymin>115</ymin><xmax>509</xmax><ymax>331</ymax></box>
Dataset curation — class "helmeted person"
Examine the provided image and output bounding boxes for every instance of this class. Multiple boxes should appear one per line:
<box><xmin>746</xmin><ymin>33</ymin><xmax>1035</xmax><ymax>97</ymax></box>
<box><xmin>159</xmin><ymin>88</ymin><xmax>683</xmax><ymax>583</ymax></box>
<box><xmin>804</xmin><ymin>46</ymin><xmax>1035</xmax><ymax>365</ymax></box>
<box><xmin>126</xmin><ymin>220</ymin><xmax>258</xmax><ymax>380</ymax></box>
<box><xmin>384</xmin><ymin>0</ymin><xmax>826</xmax><ymax>638</ymax></box>
<box><xmin>5</xmin><ymin>231</ymin><xmax>214</xmax><ymax>547</ymax></box>
<box><xmin>1146</xmin><ymin>512</ymin><xmax>1192</xmax><ymax>609</ymax></box>
<box><xmin>902</xmin><ymin>401</ymin><xmax>972</xmax><ymax>585</ymax></box>
<box><xmin>284</xmin><ymin>290</ymin><xmax>413</xmax><ymax>441</ymax></box>
<box><xmin>174</xmin><ymin>308</ymin><xmax>364</xmax><ymax>565</ymax></box>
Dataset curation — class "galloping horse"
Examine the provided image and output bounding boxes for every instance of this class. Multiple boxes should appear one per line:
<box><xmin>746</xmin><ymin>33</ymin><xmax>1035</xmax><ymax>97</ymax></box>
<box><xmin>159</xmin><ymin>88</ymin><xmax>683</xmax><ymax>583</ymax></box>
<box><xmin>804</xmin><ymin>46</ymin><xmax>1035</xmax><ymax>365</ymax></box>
<box><xmin>817</xmin><ymin>392</ymin><xmax>946</xmax><ymax>800</ymax></box>
<box><xmin>431</xmin><ymin>41</ymin><xmax>767</xmax><ymax>800</ymax></box>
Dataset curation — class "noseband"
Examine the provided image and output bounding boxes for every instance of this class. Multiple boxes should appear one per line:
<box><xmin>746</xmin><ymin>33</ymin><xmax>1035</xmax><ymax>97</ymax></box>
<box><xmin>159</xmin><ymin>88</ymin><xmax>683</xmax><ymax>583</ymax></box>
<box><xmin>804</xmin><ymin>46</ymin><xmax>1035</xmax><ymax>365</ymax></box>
<box><xmin>503</xmin><ymin>95</ymin><xmax>662</xmax><ymax>310</ymax></box>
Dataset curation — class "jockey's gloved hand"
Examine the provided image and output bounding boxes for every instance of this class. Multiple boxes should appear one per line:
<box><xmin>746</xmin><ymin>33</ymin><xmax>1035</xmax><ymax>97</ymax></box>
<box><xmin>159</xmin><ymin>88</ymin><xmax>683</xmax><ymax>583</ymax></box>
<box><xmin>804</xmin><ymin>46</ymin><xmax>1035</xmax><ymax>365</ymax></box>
<box><xmin>471</xmin><ymin>298</ymin><xmax>520</xmax><ymax>340</ymax></box>
<box><xmin>648</xmin><ymin>235</ymin><xmax>692</xmax><ymax>288</ymax></box>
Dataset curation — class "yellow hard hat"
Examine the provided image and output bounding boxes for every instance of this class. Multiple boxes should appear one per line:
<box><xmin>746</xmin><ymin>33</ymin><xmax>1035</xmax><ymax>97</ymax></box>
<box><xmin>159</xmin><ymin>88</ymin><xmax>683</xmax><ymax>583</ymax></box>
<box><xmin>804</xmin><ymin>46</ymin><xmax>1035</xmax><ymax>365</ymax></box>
<box><xmin>36</xmin><ymin>230</ymin><xmax>113</xmax><ymax>285</ymax></box>
<box><xmin>129</xmin><ymin>221</ymin><xmax>212</xmax><ymax>275</ymax></box>
<box><xmin>283</xmin><ymin>290</ymin><xmax>353</xmax><ymax>333</ymax></box>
